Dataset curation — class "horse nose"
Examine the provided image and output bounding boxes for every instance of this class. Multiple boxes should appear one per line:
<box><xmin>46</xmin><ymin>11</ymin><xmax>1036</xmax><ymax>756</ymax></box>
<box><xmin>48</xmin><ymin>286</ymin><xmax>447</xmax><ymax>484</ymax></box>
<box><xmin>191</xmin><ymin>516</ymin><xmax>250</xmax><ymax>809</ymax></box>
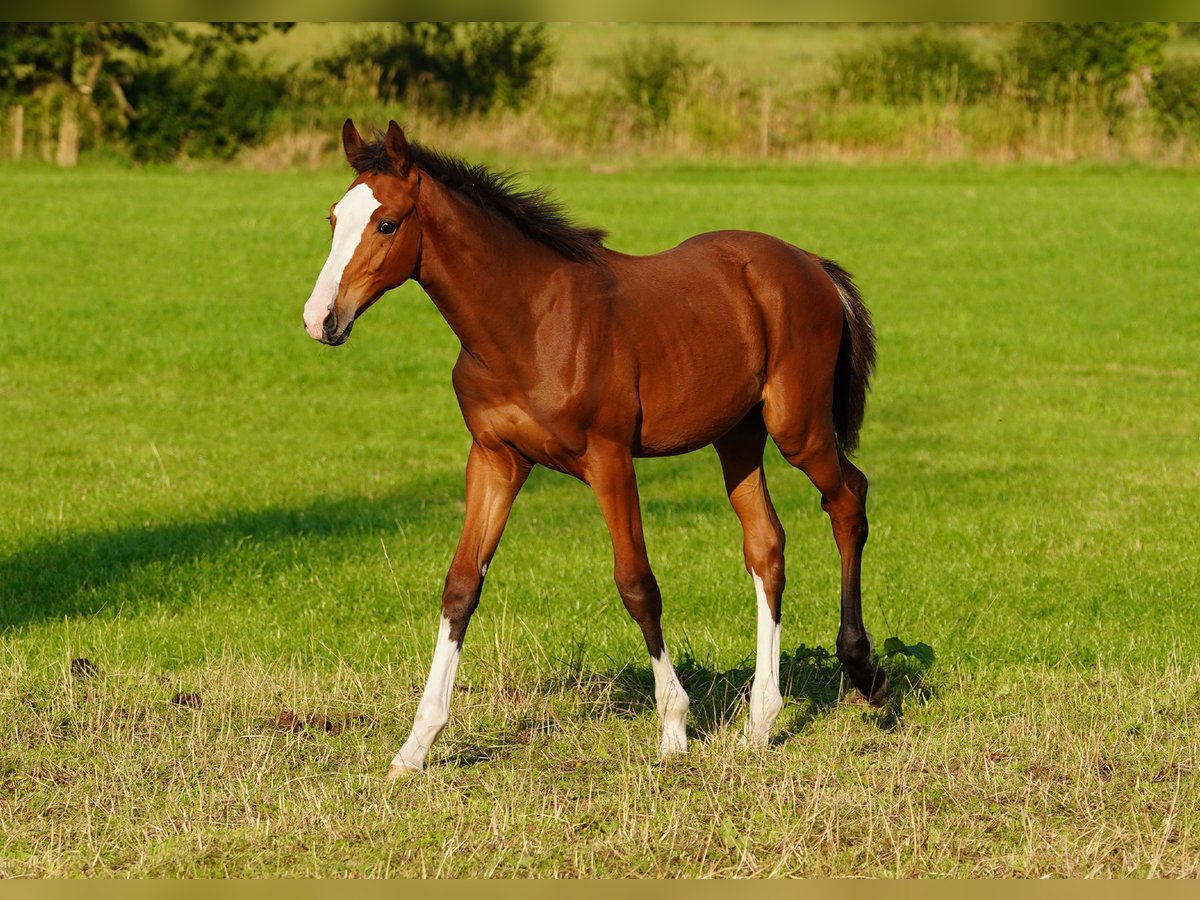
<box><xmin>321</xmin><ymin>310</ymin><xmax>337</xmax><ymax>342</ymax></box>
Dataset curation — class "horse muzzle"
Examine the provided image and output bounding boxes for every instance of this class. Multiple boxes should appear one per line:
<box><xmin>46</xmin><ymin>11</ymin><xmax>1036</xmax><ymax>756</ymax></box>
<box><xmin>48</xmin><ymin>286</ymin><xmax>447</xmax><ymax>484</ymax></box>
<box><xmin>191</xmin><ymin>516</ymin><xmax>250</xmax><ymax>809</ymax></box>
<box><xmin>320</xmin><ymin>310</ymin><xmax>353</xmax><ymax>346</ymax></box>
<box><xmin>303</xmin><ymin>301</ymin><xmax>354</xmax><ymax>346</ymax></box>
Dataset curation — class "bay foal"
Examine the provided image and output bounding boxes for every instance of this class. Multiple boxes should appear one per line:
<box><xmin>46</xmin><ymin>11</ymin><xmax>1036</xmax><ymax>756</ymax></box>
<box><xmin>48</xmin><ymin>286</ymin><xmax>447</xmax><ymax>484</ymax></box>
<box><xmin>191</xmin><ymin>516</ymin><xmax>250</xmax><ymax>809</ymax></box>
<box><xmin>302</xmin><ymin>121</ymin><xmax>888</xmax><ymax>777</ymax></box>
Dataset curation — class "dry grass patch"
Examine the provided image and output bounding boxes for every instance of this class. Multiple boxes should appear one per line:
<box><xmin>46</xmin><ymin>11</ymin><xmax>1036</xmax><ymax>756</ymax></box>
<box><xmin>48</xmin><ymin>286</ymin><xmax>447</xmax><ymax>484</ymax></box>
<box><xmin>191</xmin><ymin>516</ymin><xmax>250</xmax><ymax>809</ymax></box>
<box><xmin>1</xmin><ymin>651</ymin><xmax>1196</xmax><ymax>876</ymax></box>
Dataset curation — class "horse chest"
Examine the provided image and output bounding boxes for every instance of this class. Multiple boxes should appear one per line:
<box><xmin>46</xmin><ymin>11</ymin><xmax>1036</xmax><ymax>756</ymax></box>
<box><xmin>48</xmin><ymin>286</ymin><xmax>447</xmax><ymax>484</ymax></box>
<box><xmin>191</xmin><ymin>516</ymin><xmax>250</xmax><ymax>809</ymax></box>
<box><xmin>453</xmin><ymin>369</ymin><xmax>589</xmax><ymax>473</ymax></box>
<box><xmin>474</xmin><ymin>409</ymin><xmax>586</xmax><ymax>474</ymax></box>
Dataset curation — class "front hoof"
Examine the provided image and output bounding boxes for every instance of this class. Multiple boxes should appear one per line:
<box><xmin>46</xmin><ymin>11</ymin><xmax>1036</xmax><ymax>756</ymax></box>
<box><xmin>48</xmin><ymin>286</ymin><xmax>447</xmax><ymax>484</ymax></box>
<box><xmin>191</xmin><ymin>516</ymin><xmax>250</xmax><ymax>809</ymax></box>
<box><xmin>742</xmin><ymin>729</ymin><xmax>772</xmax><ymax>749</ymax></box>
<box><xmin>659</xmin><ymin>732</ymin><xmax>688</xmax><ymax>758</ymax></box>
<box><xmin>385</xmin><ymin>762</ymin><xmax>422</xmax><ymax>780</ymax></box>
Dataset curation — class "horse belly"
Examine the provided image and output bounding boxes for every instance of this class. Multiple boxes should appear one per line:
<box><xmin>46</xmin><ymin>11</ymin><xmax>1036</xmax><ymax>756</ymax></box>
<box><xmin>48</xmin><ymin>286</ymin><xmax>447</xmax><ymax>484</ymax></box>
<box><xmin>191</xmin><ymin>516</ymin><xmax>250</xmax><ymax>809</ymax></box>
<box><xmin>620</xmin><ymin>281</ymin><xmax>766</xmax><ymax>455</ymax></box>
<box><xmin>634</xmin><ymin>349</ymin><xmax>763</xmax><ymax>456</ymax></box>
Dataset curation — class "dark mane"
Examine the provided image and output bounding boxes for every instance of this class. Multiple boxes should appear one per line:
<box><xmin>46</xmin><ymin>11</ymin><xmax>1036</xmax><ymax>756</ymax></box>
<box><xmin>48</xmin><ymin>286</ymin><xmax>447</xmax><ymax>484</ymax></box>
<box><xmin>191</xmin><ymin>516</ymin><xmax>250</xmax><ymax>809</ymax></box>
<box><xmin>349</xmin><ymin>136</ymin><xmax>608</xmax><ymax>266</ymax></box>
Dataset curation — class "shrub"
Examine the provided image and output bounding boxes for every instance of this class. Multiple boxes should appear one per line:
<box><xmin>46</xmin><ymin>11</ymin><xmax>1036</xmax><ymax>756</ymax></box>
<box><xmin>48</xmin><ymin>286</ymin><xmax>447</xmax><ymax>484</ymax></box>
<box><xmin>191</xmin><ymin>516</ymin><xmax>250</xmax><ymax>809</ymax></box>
<box><xmin>828</xmin><ymin>27</ymin><xmax>997</xmax><ymax>106</ymax></box>
<box><xmin>314</xmin><ymin>23</ymin><xmax>552</xmax><ymax>116</ymax></box>
<box><xmin>1009</xmin><ymin>23</ymin><xmax>1172</xmax><ymax>111</ymax></box>
<box><xmin>958</xmin><ymin>102</ymin><xmax>1034</xmax><ymax>157</ymax></box>
<box><xmin>123</xmin><ymin>47</ymin><xmax>286</xmax><ymax>162</ymax></box>
<box><xmin>816</xmin><ymin>103</ymin><xmax>913</xmax><ymax>149</ymax></box>
<box><xmin>611</xmin><ymin>34</ymin><xmax>704</xmax><ymax>128</ymax></box>
<box><xmin>1151</xmin><ymin>56</ymin><xmax>1200</xmax><ymax>139</ymax></box>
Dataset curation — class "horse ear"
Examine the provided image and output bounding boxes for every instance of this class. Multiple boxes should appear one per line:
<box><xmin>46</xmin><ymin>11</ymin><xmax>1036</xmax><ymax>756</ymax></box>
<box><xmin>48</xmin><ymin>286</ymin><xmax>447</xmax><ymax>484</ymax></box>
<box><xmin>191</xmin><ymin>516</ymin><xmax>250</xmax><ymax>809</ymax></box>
<box><xmin>384</xmin><ymin>120</ymin><xmax>412</xmax><ymax>174</ymax></box>
<box><xmin>342</xmin><ymin>118</ymin><xmax>364</xmax><ymax>165</ymax></box>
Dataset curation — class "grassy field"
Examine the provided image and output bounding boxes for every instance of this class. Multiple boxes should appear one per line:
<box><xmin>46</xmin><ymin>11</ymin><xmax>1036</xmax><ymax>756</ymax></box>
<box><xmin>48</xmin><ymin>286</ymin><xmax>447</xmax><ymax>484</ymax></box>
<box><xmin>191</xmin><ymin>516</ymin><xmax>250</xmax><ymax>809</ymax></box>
<box><xmin>1</xmin><ymin>156</ymin><xmax>1197</xmax><ymax>876</ymax></box>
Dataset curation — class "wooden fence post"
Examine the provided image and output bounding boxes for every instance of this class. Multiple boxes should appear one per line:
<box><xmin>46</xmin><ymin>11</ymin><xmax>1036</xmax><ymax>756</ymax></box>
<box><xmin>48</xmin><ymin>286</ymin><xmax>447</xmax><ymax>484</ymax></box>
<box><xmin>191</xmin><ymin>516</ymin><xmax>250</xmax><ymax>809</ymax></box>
<box><xmin>56</xmin><ymin>94</ymin><xmax>79</xmax><ymax>167</ymax></box>
<box><xmin>9</xmin><ymin>105</ymin><xmax>23</xmax><ymax>160</ymax></box>
<box><xmin>760</xmin><ymin>86</ymin><xmax>772</xmax><ymax>158</ymax></box>
<box><xmin>40</xmin><ymin>110</ymin><xmax>51</xmax><ymax>161</ymax></box>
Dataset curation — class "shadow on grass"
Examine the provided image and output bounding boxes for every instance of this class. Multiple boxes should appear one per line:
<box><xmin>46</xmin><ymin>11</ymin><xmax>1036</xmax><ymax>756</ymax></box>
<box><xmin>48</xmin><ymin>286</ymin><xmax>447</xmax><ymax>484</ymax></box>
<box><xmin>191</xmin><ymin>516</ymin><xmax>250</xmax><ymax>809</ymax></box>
<box><xmin>541</xmin><ymin>642</ymin><xmax>936</xmax><ymax>747</ymax></box>
<box><xmin>0</xmin><ymin>482</ymin><xmax>459</xmax><ymax>631</ymax></box>
<box><xmin>441</xmin><ymin>716</ymin><xmax>562</xmax><ymax>768</ymax></box>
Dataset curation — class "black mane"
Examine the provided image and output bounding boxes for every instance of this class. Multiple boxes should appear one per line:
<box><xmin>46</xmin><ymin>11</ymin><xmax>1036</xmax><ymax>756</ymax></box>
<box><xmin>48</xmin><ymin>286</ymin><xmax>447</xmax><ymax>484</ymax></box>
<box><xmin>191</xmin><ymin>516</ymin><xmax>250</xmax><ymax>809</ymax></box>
<box><xmin>349</xmin><ymin>136</ymin><xmax>609</xmax><ymax>265</ymax></box>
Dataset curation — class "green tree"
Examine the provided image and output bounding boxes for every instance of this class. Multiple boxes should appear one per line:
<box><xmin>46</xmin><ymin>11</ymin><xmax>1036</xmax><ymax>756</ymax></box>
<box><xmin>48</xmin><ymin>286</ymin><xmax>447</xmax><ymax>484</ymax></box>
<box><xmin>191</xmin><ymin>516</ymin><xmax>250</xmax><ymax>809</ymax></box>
<box><xmin>316</xmin><ymin>23</ymin><xmax>552</xmax><ymax>115</ymax></box>
<box><xmin>122</xmin><ymin>46</ymin><xmax>287</xmax><ymax>163</ymax></box>
<box><xmin>1011</xmin><ymin>23</ymin><xmax>1173</xmax><ymax>113</ymax></box>
<box><xmin>0</xmin><ymin>23</ymin><xmax>174</xmax><ymax>164</ymax></box>
<box><xmin>0</xmin><ymin>22</ymin><xmax>291</xmax><ymax>165</ymax></box>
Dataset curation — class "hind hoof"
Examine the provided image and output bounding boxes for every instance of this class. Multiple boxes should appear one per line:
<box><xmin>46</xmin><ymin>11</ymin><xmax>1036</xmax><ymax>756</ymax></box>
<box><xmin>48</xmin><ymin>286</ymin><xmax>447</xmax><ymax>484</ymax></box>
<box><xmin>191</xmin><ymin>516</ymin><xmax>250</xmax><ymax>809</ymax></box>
<box><xmin>867</xmin><ymin>670</ymin><xmax>890</xmax><ymax>707</ymax></box>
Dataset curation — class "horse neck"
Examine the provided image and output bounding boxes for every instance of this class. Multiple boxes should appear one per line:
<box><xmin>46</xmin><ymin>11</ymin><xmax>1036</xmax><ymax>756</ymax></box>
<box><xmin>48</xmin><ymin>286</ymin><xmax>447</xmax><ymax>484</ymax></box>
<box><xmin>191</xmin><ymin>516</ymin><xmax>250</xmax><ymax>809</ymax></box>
<box><xmin>413</xmin><ymin>176</ymin><xmax>567</xmax><ymax>367</ymax></box>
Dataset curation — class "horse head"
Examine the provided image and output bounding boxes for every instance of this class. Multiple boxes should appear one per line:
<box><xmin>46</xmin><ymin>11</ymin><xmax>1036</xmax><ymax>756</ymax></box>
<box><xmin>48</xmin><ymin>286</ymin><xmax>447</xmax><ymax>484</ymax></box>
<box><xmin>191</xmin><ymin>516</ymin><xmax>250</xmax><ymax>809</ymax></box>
<box><xmin>302</xmin><ymin>119</ymin><xmax>422</xmax><ymax>345</ymax></box>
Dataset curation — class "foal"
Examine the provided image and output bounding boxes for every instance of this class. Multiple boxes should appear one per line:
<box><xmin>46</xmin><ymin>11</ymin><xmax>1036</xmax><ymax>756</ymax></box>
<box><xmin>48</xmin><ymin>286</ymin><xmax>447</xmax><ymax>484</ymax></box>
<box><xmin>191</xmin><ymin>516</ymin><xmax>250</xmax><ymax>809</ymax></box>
<box><xmin>302</xmin><ymin>121</ymin><xmax>888</xmax><ymax>777</ymax></box>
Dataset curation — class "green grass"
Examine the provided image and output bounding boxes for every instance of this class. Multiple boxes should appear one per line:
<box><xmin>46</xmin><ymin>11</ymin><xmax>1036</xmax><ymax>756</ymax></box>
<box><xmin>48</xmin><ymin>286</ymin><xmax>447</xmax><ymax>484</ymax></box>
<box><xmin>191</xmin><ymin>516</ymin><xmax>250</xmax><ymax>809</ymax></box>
<box><xmin>1</xmin><ymin>159</ymin><xmax>1197</xmax><ymax>876</ymax></box>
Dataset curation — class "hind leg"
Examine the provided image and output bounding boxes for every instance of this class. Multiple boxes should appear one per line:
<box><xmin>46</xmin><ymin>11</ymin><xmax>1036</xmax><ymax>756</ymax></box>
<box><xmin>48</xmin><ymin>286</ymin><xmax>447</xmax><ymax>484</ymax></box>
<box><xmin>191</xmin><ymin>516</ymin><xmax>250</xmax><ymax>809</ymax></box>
<box><xmin>713</xmin><ymin>411</ymin><xmax>786</xmax><ymax>746</ymax></box>
<box><xmin>766</xmin><ymin>406</ymin><xmax>888</xmax><ymax>706</ymax></box>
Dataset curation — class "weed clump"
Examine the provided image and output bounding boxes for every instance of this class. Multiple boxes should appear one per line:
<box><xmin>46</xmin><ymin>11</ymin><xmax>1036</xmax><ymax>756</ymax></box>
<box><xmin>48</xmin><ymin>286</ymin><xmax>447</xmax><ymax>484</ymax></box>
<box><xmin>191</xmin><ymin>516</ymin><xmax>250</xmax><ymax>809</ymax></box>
<box><xmin>611</xmin><ymin>34</ymin><xmax>705</xmax><ymax>129</ymax></box>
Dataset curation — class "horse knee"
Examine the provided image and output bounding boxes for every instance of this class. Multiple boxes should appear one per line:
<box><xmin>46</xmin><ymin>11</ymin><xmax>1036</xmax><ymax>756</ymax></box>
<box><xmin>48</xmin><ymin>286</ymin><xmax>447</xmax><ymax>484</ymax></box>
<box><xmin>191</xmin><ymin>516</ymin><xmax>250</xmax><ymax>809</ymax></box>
<box><xmin>441</xmin><ymin>568</ymin><xmax>482</xmax><ymax>634</ymax></box>
<box><xmin>614</xmin><ymin>565</ymin><xmax>665</xmax><ymax>657</ymax></box>
<box><xmin>614</xmin><ymin>566</ymin><xmax>661</xmax><ymax>618</ymax></box>
<box><xmin>835</xmin><ymin>507</ymin><xmax>868</xmax><ymax>546</ymax></box>
<box><xmin>744</xmin><ymin>527</ymin><xmax>785</xmax><ymax>595</ymax></box>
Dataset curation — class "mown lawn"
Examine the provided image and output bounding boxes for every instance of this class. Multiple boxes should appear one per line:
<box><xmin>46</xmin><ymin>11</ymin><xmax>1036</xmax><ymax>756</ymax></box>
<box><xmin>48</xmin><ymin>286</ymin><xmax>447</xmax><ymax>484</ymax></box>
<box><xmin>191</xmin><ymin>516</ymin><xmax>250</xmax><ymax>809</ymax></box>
<box><xmin>0</xmin><ymin>158</ymin><xmax>1196</xmax><ymax>876</ymax></box>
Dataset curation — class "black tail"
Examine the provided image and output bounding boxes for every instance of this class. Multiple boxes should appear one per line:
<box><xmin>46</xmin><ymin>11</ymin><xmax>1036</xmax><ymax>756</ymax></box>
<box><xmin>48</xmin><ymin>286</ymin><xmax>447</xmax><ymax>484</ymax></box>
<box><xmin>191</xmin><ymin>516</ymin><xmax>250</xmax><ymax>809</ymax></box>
<box><xmin>819</xmin><ymin>258</ymin><xmax>876</xmax><ymax>455</ymax></box>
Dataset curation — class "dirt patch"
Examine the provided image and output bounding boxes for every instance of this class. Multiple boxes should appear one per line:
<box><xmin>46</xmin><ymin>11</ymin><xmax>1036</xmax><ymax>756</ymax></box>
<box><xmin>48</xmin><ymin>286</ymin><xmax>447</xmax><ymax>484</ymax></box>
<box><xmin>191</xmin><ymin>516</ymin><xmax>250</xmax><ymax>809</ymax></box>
<box><xmin>70</xmin><ymin>658</ymin><xmax>100</xmax><ymax>679</ymax></box>
<box><xmin>171</xmin><ymin>691</ymin><xmax>203</xmax><ymax>709</ymax></box>
<box><xmin>266</xmin><ymin>709</ymin><xmax>373</xmax><ymax>735</ymax></box>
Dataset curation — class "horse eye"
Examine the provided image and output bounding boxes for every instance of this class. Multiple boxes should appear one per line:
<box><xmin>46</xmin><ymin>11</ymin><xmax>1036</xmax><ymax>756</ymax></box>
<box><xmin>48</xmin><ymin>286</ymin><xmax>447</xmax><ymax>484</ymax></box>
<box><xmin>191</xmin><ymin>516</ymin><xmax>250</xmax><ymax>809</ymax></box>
<box><xmin>378</xmin><ymin>220</ymin><xmax>397</xmax><ymax>235</ymax></box>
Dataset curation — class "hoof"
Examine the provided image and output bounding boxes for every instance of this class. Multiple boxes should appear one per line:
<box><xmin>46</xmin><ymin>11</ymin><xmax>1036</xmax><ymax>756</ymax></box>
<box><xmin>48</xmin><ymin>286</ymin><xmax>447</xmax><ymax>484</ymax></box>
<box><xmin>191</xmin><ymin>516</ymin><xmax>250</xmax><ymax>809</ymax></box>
<box><xmin>385</xmin><ymin>762</ymin><xmax>422</xmax><ymax>780</ymax></box>
<box><xmin>659</xmin><ymin>732</ymin><xmax>688</xmax><ymax>758</ymax></box>
<box><xmin>867</xmin><ymin>670</ymin><xmax>890</xmax><ymax>707</ymax></box>
<box><xmin>845</xmin><ymin>662</ymin><xmax>890</xmax><ymax>707</ymax></box>
<box><xmin>742</xmin><ymin>729</ymin><xmax>771</xmax><ymax>749</ymax></box>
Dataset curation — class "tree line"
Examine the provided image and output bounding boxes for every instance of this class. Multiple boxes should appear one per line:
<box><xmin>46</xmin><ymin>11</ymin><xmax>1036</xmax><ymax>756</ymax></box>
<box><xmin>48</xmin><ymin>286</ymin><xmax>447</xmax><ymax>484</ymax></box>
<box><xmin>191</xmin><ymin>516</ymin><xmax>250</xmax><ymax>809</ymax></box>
<box><xmin>2</xmin><ymin>23</ymin><xmax>1197</xmax><ymax>166</ymax></box>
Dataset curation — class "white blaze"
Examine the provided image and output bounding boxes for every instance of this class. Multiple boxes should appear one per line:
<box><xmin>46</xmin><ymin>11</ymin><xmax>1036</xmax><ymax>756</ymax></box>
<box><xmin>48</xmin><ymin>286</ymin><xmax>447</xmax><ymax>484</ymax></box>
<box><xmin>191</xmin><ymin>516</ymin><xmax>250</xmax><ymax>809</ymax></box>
<box><xmin>303</xmin><ymin>182</ymin><xmax>381</xmax><ymax>340</ymax></box>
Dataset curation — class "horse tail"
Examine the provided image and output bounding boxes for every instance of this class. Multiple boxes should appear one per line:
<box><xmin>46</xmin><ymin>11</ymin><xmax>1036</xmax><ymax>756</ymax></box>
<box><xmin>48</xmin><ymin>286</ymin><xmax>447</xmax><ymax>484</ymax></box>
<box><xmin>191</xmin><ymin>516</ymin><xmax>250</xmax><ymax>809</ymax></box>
<box><xmin>818</xmin><ymin>257</ymin><xmax>876</xmax><ymax>455</ymax></box>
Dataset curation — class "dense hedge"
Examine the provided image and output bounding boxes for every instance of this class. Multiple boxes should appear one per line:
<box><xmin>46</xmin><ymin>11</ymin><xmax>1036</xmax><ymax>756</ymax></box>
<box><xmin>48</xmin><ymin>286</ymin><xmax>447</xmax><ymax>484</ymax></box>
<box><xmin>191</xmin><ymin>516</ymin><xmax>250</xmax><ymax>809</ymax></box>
<box><xmin>1151</xmin><ymin>56</ymin><xmax>1200</xmax><ymax>138</ymax></box>
<box><xmin>827</xmin><ymin>23</ymin><xmax>1178</xmax><ymax>114</ymax></box>
<box><xmin>123</xmin><ymin>47</ymin><xmax>286</xmax><ymax>162</ymax></box>
<box><xmin>313</xmin><ymin>23</ymin><xmax>552</xmax><ymax>115</ymax></box>
<box><xmin>611</xmin><ymin>35</ymin><xmax>703</xmax><ymax>127</ymax></box>
<box><xmin>1011</xmin><ymin>22</ymin><xmax>1171</xmax><ymax>107</ymax></box>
